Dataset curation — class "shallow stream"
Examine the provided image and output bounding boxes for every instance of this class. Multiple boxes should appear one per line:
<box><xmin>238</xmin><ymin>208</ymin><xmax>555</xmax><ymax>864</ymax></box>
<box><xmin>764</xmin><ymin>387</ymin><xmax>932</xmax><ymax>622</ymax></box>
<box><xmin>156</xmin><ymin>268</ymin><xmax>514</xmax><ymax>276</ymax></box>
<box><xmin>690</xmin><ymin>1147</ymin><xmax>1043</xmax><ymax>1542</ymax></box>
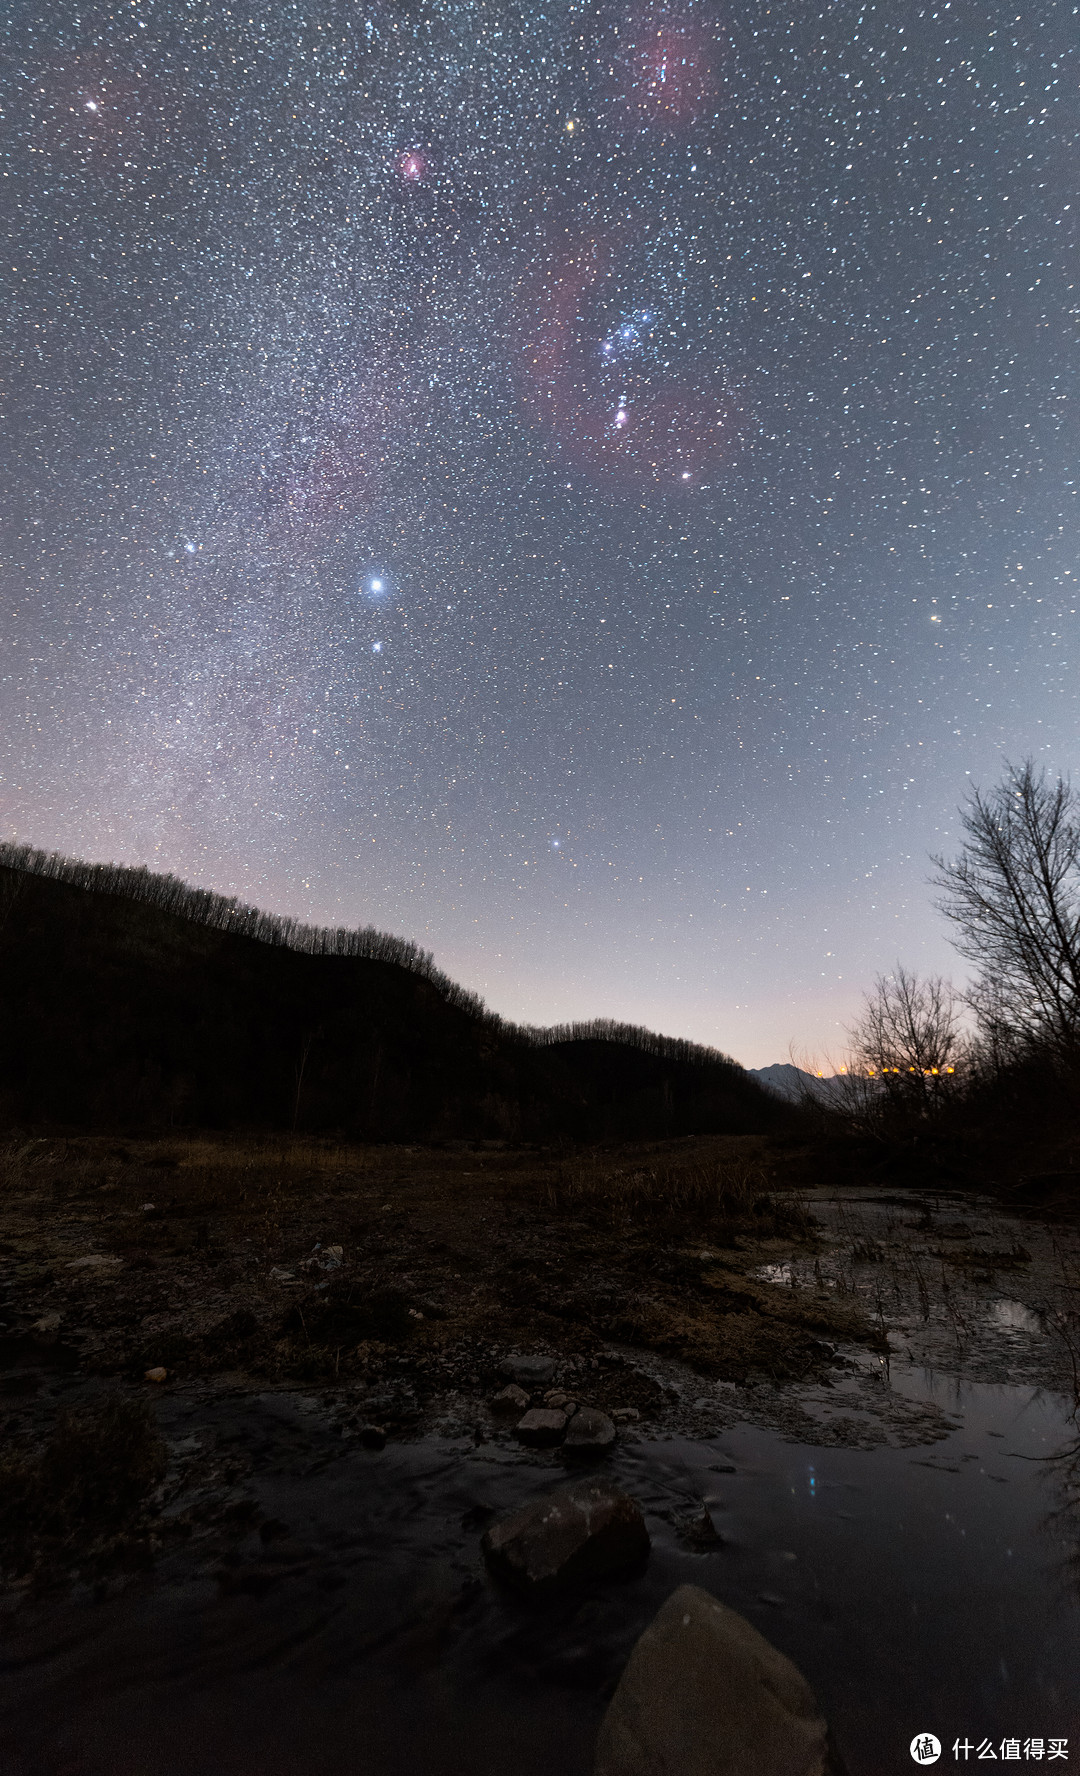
<box><xmin>1</xmin><ymin>1364</ymin><xmax>1077</xmax><ymax>1776</ymax></box>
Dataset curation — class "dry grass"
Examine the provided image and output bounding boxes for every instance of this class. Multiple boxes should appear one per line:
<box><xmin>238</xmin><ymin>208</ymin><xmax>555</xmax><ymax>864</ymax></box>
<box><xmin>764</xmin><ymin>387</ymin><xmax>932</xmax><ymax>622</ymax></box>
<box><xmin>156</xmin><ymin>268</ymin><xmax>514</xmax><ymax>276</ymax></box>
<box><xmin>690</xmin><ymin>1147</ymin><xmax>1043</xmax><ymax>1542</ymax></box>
<box><xmin>601</xmin><ymin>1297</ymin><xmax>847</xmax><ymax>1382</ymax></box>
<box><xmin>540</xmin><ymin>1145</ymin><xmax>814</xmax><ymax>1240</ymax></box>
<box><xmin>0</xmin><ymin>1131</ymin><xmax>885</xmax><ymax>1402</ymax></box>
<box><xmin>0</xmin><ymin>1131</ymin><xmax>381</xmax><ymax>1260</ymax></box>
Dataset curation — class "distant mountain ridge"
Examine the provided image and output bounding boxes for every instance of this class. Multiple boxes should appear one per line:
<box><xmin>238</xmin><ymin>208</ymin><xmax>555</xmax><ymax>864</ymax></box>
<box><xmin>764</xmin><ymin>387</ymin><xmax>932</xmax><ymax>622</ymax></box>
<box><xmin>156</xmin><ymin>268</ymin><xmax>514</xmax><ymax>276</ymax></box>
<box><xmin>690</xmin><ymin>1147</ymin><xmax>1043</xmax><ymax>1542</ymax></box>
<box><xmin>747</xmin><ymin>1063</ymin><xmax>851</xmax><ymax>1105</ymax></box>
<box><xmin>0</xmin><ymin>844</ymin><xmax>795</xmax><ymax>1142</ymax></box>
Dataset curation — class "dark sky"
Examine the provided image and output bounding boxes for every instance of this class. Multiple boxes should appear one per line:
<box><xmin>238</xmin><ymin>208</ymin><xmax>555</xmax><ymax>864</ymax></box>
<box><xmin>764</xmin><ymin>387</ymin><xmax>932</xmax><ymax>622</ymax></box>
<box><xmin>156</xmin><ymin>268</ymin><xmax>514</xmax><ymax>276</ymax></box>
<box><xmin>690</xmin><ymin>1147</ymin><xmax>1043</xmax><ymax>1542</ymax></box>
<box><xmin>2</xmin><ymin>0</ymin><xmax>1077</xmax><ymax>1064</ymax></box>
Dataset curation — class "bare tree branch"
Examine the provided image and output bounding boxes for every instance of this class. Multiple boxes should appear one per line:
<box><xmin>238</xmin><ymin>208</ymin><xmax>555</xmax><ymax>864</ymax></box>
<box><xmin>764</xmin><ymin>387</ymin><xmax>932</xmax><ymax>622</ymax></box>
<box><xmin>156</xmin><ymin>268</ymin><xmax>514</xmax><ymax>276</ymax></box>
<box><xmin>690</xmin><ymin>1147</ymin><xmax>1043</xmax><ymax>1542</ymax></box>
<box><xmin>848</xmin><ymin>967</ymin><xmax>962</xmax><ymax>1112</ymax></box>
<box><xmin>931</xmin><ymin>761</ymin><xmax>1080</xmax><ymax>1060</ymax></box>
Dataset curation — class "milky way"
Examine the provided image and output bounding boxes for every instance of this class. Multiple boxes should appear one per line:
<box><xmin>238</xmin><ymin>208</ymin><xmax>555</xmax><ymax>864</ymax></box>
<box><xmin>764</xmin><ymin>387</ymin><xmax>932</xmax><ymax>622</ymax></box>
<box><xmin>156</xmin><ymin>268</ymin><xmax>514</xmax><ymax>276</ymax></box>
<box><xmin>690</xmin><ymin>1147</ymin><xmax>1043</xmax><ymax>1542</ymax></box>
<box><xmin>2</xmin><ymin>0</ymin><xmax>1077</xmax><ymax>1063</ymax></box>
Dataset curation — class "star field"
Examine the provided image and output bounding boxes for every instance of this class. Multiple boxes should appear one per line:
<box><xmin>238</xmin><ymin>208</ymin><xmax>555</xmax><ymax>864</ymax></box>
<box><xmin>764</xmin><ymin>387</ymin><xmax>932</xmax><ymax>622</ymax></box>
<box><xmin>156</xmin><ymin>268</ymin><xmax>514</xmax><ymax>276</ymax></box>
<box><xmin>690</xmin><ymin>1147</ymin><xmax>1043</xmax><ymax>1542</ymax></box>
<box><xmin>2</xmin><ymin>0</ymin><xmax>1078</xmax><ymax>1063</ymax></box>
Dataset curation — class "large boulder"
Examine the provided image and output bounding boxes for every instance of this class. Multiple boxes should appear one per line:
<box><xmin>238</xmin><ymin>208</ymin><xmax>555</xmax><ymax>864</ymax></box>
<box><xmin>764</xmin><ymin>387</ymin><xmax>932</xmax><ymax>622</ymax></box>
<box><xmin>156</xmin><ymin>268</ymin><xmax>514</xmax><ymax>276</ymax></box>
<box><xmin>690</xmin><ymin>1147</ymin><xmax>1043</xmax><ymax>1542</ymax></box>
<box><xmin>515</xmin><ymin>1408</ymin><xmax>568</xmax><ymax>1447</ymax></box>
<box><xmin>594</xmin><ymin>1584</ymin><xmax>829</xmax><ymax>1776</ymax></box>
<box><xmin>481</xmin><ymin>1480</ymin><xmax>650</xmax><ymax>1595</ymax></box>
<box><xmin>564</xmin><ymin>1406</ymin><xmax>617</xmax><ymax>1455</ymax></box>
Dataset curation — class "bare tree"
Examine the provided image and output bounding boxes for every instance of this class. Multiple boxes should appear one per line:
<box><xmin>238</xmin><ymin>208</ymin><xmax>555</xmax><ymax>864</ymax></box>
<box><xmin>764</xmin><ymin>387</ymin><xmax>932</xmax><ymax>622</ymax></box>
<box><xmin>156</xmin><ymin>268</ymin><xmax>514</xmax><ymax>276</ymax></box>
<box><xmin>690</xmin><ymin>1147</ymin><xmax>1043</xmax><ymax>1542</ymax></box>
<box><xmin>932</xmin><ymin>761</ymin><xmax>1080</xmax><ymax>1061</ymax></box>
<box><xmin>848</xmin><ymin>966</ymin><xmax>963</xmax><ymax>1109</ymax></box>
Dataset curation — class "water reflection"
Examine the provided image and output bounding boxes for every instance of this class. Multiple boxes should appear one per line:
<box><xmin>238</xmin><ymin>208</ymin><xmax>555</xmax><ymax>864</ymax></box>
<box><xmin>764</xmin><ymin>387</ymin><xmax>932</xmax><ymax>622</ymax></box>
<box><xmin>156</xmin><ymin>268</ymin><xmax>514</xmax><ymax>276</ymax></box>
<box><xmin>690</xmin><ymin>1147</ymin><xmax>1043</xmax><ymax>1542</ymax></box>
<box><xmin>753</xmin><ymin>1261</ymin><xmax>795</xmax><ymax>1285</ymax></box>
<box><xmin>991</xmin><ymin>1300</ymin><xmax>1047</xmax><ymax>1336</ymax></box>
<box><xmin>0</xmin><ymin>1370</ymin><xmax>1077</xmax><ymax>1775</ymax></box>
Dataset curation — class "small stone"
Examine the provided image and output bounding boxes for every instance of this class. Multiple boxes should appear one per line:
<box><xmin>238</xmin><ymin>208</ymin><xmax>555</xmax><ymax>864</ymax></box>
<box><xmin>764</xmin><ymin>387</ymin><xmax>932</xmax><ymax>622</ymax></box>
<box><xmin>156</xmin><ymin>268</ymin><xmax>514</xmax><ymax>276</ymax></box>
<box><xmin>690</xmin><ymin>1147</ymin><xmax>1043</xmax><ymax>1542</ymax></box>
<box><xmin>499</xmin><ymin>1353</ymin><xmax>556</xmax><ymax>1385</ymax></box>
<box><xmin>677</xmin><ymin>1504</ymin><xmax>723</xmax><ymax>1547</ymax></box>
<box><xmin>142</xmin><ymin>1203</ymin><xmax>158</xmax><ymax>1217</ymax></box>
<box><xmin>144</xmin><ymin>1366</ymin><xmax>168</xmax><ymax>1383</ymax></box>
<box><xmin>490</xmin><ymin>1383</ymin><xmax>530</xmax><ymax>1415</ymax></box>
<box><xmin>595</xmin><ymin>1583</ymin><xmax>829</xmax><ymax>1776</ymax></box>
<box><xmin>611</xmin><ymin>1407</ymin><xmax>640</xmax><ymax>1422</ymax></box>
<box><xmin>360</xmin><ymin>1425</ymin><xmax>387</xmax><ymax>1450</ymax></box>
<box><xmin>482</xmin><ymin>1480</ymin><xmax>650</xmax><ymax>1595</ymax></box>
<box><xmin>563</xmin><ymin>1406</ymin><xmax>617</xmax><ymax>1455</ymax></box>
<box><xmin>515</xmin><ymin>1408</ymin><xmax>567</xmax><ymax>1448</ymax></box>
<box><xmin>66</xmin><ymin>1254</ymin><xmax>123</xmax><ymax>1271</ymax></box>
<box><xmin>32</xmin><ymin>1313</ymin><xmax>62</xmax><ymax>1337</ymax></box>
<box><xmin>299</xmin><ymin>1243</ymin><xmax>344</xmax><ymax>1275</ymax></box>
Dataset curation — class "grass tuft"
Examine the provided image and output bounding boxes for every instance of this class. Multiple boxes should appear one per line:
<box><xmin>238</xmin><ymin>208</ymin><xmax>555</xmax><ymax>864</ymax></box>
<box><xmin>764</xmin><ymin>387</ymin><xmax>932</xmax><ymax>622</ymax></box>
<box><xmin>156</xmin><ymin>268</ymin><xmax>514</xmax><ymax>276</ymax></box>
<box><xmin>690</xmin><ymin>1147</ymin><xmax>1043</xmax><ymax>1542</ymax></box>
<box><xmin>0</xmin><ymin>1393</ymin><xmax>166</xmax><ymax>1575</ymax></box>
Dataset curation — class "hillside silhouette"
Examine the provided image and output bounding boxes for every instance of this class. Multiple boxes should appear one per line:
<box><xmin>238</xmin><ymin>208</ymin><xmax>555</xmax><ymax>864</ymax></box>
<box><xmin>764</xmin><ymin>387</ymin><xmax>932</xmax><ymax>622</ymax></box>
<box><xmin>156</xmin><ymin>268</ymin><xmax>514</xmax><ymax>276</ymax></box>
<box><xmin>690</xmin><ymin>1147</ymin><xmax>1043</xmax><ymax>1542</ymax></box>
<box><xmin>0</xmin><ymin>846</ymin><xmax>788</xmax><ymax>1142</ymax></box>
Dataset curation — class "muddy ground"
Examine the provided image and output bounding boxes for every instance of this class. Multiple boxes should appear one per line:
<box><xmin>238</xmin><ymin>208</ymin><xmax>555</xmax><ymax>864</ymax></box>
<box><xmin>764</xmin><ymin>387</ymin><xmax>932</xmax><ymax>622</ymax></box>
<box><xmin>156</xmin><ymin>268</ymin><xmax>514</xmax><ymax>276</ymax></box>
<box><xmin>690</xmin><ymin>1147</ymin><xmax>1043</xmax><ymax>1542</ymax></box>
<box><xmin>1</xmin><ymin>1131</ymin><xmax>1078</xmax><ymax>1588</ymax></box>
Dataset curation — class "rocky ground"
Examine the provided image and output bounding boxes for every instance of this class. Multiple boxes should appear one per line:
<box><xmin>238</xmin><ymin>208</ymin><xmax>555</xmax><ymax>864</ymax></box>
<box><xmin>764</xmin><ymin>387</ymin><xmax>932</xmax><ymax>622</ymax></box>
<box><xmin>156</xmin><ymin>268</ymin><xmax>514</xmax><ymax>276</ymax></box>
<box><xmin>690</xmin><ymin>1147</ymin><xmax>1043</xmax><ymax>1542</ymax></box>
<box><xmin>1</xmin><ymin>1130</ymin><xmax>1078</xmax><ymax>1589</ymax></box>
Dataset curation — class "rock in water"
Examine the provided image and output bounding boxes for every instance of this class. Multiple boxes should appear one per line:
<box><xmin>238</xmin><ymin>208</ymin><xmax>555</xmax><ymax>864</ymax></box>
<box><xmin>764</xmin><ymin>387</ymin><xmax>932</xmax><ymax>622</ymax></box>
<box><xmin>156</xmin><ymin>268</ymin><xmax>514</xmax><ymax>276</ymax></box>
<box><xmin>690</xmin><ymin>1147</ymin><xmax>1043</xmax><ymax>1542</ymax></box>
<box><xmin>675</xmin><ymin>1503</ymin><xmax>723</xmax><ymax>1548</ymax></box>
<box><xmin>564</xmin><ymin>1406</ymin><xmax>617</xmax><ymax>1455</ymax></box>
<box><xmin>594</xmin><ymin>1584</ymin><xmax>829</xmax><ymax>1776</ymax></box>
<box><xmin>482</xmin><ymin>1480</ymin><xmax>649</xmax><ymax>1595</ymax></box>
<box><xmin>515</xmin><ymin>1408</ymin><xmax>568</xmax><ymax>1447</ymax></box>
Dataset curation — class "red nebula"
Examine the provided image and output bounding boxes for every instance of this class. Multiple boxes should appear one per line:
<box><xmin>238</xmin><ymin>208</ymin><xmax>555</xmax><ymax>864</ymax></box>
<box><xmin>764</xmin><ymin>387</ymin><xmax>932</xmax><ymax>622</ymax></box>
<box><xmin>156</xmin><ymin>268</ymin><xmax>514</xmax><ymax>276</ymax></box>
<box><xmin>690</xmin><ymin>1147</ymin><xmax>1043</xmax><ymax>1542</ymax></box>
<box><xmin>397</xmin><ymin>149</ymin><xmax>428</xmax><ymax>183</ymax></box>
<box><xmin>617</xmin><ymin>9</ymin><xmax>717</xmax><ymax>129</ymax></box>
<box><xmin>517</xmin><ymin>233</ymin><xmax>744</xmax><ymax>494</ymax></box>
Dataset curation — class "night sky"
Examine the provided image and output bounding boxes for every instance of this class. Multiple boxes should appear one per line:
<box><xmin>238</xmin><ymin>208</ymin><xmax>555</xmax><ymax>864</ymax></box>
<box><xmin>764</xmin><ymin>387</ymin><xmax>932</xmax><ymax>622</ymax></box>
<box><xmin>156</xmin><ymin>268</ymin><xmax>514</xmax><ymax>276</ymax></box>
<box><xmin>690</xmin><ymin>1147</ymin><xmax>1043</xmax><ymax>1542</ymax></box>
<box><xmin>2</xmin><ymin>0</ymin><xmax>1077</xmax><ymax>1065</ymax></box>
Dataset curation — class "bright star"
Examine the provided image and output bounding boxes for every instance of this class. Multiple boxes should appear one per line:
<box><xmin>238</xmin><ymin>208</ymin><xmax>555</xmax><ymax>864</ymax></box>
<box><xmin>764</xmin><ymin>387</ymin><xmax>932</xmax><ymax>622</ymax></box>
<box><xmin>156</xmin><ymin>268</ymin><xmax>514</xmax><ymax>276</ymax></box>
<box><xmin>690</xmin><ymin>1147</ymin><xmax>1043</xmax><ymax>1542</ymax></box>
<box><xmin>372</xmin><ymin>641</ymin><xmax>382</xmax><ymax>653</ymax></box>
<box><xmin>371</xmin><ymin>578</ymin><xmax>383</xmax><ymax>592</ymax></box>
<box><xmin>85</xmin><ymin>100</ymin><xmax>98</xmax><ymax>112</ymax></box>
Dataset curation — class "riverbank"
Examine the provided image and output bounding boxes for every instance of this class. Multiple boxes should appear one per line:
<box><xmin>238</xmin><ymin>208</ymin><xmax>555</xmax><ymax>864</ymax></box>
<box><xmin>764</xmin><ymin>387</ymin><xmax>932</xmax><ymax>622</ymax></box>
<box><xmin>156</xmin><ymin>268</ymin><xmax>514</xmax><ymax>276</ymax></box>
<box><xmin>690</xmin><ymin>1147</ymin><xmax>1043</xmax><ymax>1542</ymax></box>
<box><xmin>1</xmin><ymin>1133</ymin><xmax>1078</xmax><ymax>1772</ymax></box>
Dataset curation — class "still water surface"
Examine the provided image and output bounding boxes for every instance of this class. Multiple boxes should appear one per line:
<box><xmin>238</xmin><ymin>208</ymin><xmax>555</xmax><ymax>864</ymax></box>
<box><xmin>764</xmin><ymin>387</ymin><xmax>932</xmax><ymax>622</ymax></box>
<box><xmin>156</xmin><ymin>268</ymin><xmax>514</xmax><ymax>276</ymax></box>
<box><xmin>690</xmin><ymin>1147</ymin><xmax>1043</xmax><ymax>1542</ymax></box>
<box><xmin>1</xmin><ymin>1368</ymin><xmax>1077</xmax><ymax>1776</ymax></box>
